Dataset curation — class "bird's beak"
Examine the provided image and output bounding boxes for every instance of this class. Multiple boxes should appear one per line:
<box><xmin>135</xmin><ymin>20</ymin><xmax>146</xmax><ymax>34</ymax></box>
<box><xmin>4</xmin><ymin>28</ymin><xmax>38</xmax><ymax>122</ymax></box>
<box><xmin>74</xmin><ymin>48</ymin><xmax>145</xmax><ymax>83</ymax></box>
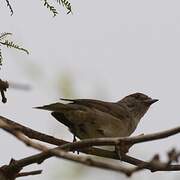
<box><xmin>145</xmin><ymin>99</ymin><xmax>159</xmax><ymax>105</ymax></box>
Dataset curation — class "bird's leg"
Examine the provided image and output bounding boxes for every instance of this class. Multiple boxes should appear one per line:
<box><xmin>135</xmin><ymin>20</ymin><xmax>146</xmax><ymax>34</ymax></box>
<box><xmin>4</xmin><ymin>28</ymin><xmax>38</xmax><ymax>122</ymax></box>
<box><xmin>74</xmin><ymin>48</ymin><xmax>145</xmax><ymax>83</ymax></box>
<box><xmin>73</xmin><ymin>134</ymin><xmax>77</xmax><ymax>142</ymax></box>
<box><xmin>72</xmin><ymin>134</ymin><xmax>80</xmax><ymax>154</ymax></box>
<box><xmin>115</xmin><ymin>145</ymin><xmax>123</xmax><ymax>160</ymax></box>
<box><xmin>72</xmin><ymin>134</ymin><xmax>76</xmax><ymax>153</ymax></box>
<box><xmin>115</xmin><ymin>141</ymin><xmax>132</xmax><ymax>160</ymax></box>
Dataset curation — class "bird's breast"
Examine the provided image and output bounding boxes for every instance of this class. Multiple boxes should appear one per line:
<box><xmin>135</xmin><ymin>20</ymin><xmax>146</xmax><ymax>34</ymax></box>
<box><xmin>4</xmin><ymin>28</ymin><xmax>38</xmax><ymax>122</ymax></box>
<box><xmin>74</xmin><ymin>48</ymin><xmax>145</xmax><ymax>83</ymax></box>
<box><xmin>65</xmin><ymin>108</ymin><xmax>134</xmax><ymax>139</ymax></box>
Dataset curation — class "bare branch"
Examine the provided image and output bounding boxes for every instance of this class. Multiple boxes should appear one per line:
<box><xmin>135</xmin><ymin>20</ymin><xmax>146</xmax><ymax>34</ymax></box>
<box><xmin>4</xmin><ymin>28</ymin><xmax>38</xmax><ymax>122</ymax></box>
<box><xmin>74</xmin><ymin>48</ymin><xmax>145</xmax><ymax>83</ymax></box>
<box><xmin>0</xmin><ymin>115</ymin><xmax>180</xmax><ymax>178</ymax></box>
<box><xmin>0</xmin><ymin>79</ymin><xmax>9</xmax><ymax>103</ymax></box>
<box><xmin>0</xmin><ymin>120</ymin><xmax>136</xmax><ymax>176</ymax></box>
<box><xmin>126</xmin><ymin>126</ymin><xmax>180</xmax><ymax>144</ymax></box>
<box><xmin>0</xmin><ymin>115</ymin><xmax>66</xmax><ymax>145</ymax></box>
<box><xmin>16</xmin><ymin>170</ymin><xmax>42</xmax><ymax>178</ymax></box>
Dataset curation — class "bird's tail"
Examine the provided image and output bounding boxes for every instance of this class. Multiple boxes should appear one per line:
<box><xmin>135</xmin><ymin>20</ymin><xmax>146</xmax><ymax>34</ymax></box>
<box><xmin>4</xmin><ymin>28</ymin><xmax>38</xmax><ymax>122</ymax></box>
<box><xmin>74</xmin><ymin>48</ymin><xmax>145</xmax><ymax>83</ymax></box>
<box><xmin>35</xmin><ymin>102</ymin><xmax>74</xmax><ymax>112</ymax></box>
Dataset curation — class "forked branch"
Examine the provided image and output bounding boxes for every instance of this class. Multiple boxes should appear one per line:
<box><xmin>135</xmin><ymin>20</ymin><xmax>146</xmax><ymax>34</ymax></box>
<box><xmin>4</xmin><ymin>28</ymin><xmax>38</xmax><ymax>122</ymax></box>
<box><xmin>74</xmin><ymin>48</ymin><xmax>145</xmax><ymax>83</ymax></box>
<box><xmin>0</xmin><ymin>115</ymin><xmax>179</xmax><ymax>179</ymax></box>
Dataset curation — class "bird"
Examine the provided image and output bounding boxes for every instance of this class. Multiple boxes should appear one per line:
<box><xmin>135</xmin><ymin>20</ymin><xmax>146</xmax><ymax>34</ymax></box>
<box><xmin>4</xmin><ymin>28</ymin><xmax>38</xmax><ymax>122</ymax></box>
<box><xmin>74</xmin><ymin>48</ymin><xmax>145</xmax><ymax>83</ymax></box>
<box><xmin>36</xmin><ymin>93</ymin><xmax>158</xmax><ymax>140</ymax></box>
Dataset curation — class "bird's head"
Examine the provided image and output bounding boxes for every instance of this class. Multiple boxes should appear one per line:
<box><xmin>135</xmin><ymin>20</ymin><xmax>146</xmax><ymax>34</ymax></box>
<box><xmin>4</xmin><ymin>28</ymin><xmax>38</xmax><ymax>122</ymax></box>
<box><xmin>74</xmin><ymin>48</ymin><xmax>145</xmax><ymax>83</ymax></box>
<box><xmin>119</xmin><ymin>92</ymin><xmax>158</xmax><ymax>122</ymax></box>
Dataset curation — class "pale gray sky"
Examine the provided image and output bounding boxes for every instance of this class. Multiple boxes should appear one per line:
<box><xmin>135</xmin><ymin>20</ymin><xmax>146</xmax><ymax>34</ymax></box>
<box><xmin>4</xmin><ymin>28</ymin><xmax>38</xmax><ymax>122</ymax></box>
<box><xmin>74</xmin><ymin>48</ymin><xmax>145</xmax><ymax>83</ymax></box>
<box><xmin>0</xmin><ymin>0</ymin><xmax>180</xmax><ymax>179</ymax></box>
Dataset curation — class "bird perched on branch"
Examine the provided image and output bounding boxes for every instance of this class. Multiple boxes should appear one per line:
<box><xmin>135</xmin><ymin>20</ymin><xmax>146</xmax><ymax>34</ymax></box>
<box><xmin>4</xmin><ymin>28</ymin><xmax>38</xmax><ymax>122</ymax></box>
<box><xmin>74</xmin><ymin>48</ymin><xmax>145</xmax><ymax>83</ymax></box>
<box><xmin>36</xmin><ymin>93</ymin><xmax>158</xmax><ymax>141</ymax></box>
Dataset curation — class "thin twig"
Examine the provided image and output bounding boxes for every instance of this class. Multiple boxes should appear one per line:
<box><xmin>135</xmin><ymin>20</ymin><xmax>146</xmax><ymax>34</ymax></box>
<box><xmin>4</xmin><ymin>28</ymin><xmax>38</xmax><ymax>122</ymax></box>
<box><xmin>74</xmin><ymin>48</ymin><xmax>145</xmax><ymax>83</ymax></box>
<box><xmin>0</xmin><ymin>115</ymin><xmax>66</xmax><ymax>145</ymax></box>
<box><xmin>16</xmin><ymin>170</ymin><xmax>42</xmax><ymax>177</ymax></box>
<box><xmin>0</xmin><ymin>122</ymin><xmax>134</xmax><ymax>176</ymax></box>
<box><xmin>1</xmin><ymin>115</ymin><xmax>180</xmax><ymax>152</ymax></box>
<box><xmin>0</xmin><ymin>80</ymin><xmax>9</xmax><ymax>103</ymax></box>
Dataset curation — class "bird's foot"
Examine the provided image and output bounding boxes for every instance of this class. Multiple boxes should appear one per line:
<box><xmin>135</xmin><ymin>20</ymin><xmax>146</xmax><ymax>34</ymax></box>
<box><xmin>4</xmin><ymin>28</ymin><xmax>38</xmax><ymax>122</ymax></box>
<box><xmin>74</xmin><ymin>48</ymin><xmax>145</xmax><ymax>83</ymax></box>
<box><xmin>72</xmin><ymin>134</ymin><xmax>79</xmax><ymax>154</ymax></box>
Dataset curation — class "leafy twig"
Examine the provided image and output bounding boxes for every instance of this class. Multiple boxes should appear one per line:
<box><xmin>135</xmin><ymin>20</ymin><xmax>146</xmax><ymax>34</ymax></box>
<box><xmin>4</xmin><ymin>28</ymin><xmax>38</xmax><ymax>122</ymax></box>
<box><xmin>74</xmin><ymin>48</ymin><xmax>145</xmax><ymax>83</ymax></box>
<box><xmin>42</xmin><ymin>0</ymin><xmax>72</xmax><ymax>16</ymax></box>
<box><xmin>42</xmin><ymin>0</ymin><xmax>58</xmax><ymax>17</ymax></box>
<box><xmin>0</xmin><ymin>33</ymin><xmax>29</xmax><ymax>66</ymax></box>
<box><xmin>56</xmin><ymin>0</ymin><xmax>72</xmax><ymax>14</ymax></box>
<box><xmin>5</xmin><ymin>0</ymin><xmax>13</xmax><ymax>16</ymax></box>
<box><xmin>4</xmin><ymin>0</ymin><xmax>72</xmax><ymax>16</ymax></box>
<box><xmin>0</xmin><ymin>40</ymin><xmax>29</xmax><ymax>55</ymax></box>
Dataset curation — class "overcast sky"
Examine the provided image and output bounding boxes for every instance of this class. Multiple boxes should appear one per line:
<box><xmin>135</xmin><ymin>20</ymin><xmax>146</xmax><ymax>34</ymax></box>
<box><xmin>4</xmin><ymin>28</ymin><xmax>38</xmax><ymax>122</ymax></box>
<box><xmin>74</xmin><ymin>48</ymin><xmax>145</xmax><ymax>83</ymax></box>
<box><xmin>0</xmin><ymin>0</ymin><xmax>180</xmax><ymax>180</ymax></box>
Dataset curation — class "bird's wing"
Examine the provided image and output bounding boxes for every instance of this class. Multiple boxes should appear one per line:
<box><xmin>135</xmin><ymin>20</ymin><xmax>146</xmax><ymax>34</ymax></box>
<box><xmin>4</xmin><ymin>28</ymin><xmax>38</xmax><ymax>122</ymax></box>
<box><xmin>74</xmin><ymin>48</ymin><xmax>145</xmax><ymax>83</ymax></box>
<box><xmin>35</xmin><ymin>102</ymin><xmax>88</xmax><ymax>130</ymax></box>
<box><xmin>61</xmin><ymin>98</ymin><xmax>112</xmax><ymax>112</ymax></box>
<box><xmin>60</xmin><ymin>98</ymin><xmax>130</xmax><ymax>120</ymax></box>
<box><xmin>35</xmin><ymin>98</ymin><xmax>131</xmax><ymax>123</ymax></box>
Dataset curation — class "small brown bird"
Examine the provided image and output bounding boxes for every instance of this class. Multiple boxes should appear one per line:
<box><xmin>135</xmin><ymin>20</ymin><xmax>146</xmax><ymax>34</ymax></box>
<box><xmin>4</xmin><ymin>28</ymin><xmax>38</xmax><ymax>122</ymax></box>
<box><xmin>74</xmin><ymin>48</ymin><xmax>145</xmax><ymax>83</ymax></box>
<box><xmin>36</xmin><ymin>93</ymin><xmax>158</xmax><ymax>140</ymax></box>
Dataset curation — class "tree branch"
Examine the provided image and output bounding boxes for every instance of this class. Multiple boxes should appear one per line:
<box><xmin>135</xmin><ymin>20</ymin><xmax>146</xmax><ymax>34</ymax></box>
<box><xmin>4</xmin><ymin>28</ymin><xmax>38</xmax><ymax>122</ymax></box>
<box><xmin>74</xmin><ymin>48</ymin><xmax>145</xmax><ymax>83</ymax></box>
<box><xmin>0</xmin><ymin>115</ymin><xmax>180</xmax><ymax>178</ymax></box>
<box><xmin>16</xmin><ymin>170</ymin><xmax>42</xmax><ymax>178</ymax></box>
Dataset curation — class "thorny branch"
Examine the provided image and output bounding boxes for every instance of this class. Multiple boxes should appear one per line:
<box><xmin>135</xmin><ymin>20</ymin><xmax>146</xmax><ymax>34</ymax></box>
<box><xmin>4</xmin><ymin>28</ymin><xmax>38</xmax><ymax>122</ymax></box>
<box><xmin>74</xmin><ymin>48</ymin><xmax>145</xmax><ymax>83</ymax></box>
<box><xmin>0</xmin><ymin>115</ymin><xmax>179</xmax><ymax>179</ymax></box>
